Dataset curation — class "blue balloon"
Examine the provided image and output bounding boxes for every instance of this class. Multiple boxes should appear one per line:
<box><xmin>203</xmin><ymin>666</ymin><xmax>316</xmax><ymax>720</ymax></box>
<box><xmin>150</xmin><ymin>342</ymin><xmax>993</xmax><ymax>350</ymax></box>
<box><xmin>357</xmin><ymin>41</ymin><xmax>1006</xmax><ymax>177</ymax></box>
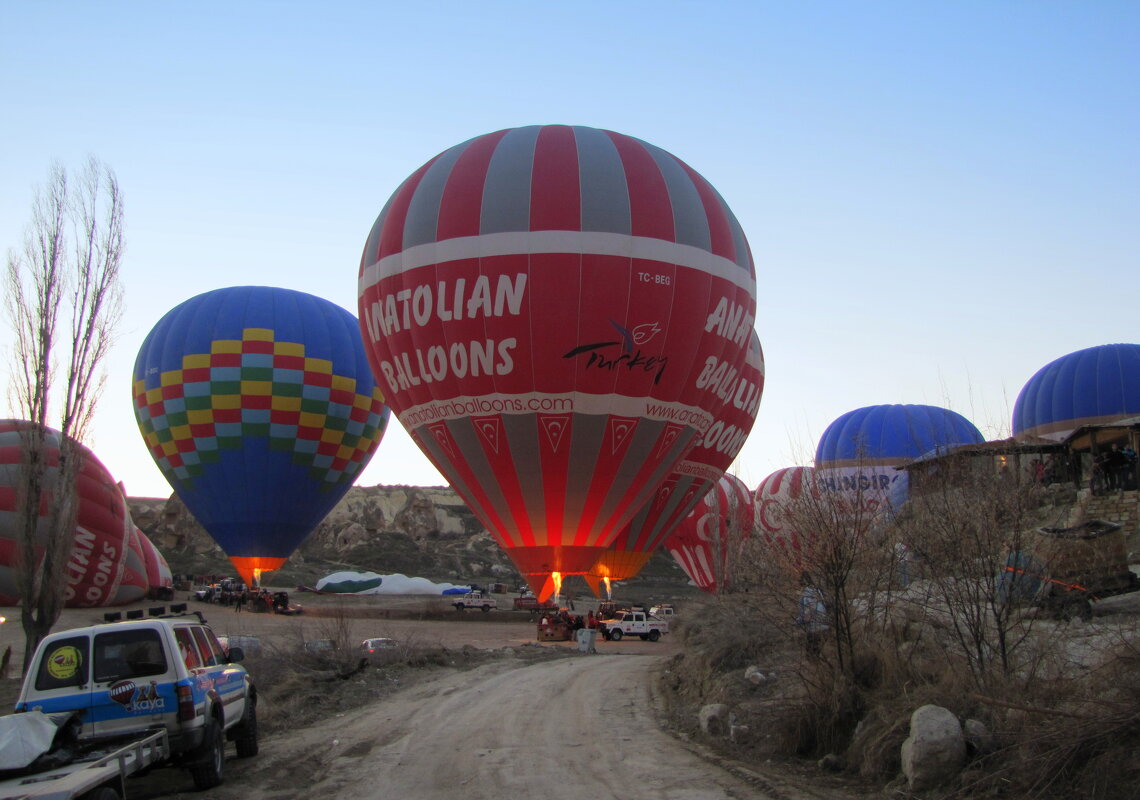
<box><xmin>814</xmin><ymin>404</ymin><xmax>984</xmax><ymax>515</ymax></box>
<box><xmin>1012</xmin><ymin>343</ymin><xmax>1140</xmax><ymax>441</ymax></box>
<box><xmin>132</xmin><ymin>286</ymin><xmax>390</xmax><ymax>584</ymax></box>
<box><xmin>815</xmin><ymin>404</ymin><xmax>985</xmax><ymax>467</ymax></box>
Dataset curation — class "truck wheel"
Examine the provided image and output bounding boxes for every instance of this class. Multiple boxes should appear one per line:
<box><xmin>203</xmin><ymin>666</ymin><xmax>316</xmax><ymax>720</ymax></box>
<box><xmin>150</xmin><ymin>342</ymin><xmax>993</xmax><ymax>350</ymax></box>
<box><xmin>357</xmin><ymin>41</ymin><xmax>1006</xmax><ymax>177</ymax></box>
<box><xmin>189</xmin><ymin>717</ymin><xmax>225</xmax><ymax>790</ymax></box>
<box><xmin>609</xmin><ymin>629</ymin><xmax>623</xmax><ymax>641</ymax></box>
<box><xmin>454</xmin><ymin>603</ymin><xmax>465</xmax><ymax>612</ymax></box>
<box><xmin>648</xmin><ymin>630</ymin><xmax>661</xmax><ymax>642</ymax></box>
<box><xmin>233</xmin><ymin>698</ymin><xmax>259</xmax><ymax>758</ymax></box>
<box><xmin>481</xmin><ymin>604</ymin><xmax>491</xmax><ymax>612</ymax></box>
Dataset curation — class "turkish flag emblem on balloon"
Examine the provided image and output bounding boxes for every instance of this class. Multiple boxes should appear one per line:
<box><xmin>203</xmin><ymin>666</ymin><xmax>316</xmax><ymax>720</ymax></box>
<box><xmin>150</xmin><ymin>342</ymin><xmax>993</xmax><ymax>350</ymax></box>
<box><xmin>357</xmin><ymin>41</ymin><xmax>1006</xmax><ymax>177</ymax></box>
<box><xmin>358</xmin><ymin>125</ymin><xmax>757</xmax><ymax>598</ymax></box>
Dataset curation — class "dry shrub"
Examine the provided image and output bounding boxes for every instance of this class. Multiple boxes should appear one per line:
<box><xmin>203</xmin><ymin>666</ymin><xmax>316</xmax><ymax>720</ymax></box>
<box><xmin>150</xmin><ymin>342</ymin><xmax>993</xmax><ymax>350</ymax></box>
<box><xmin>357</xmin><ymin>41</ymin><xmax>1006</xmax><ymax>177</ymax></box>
<box><xmin>843</xmin><ymin>637</ymin><xmax>980</xmax><ymax>778</ymax></box>
<box><xmin>680</xmin><ymin>597</ymin><xmax>783</xmax><ymax>673</ymax></box>
<box><xmin>787</xmin><ymin>659</ymin><xmax>865</xmax><ymax>756</ymax></box>
<box><xmin>845</xmin><ymin>705</ymin><xmax>907</xmax><ymax>779</ymax></box>
<box><xmin>957</xmin><ymin>633</ymin><xmax>1140</xmax><ymax>800</ymax></box>
<box><xmin>751</xmin><ymin>598</ymin><xmax>983</xmax><ymax>766</ymax></box>
<box><xmin>660</xmin><ymin>456</ymin><xmax>1140</xmax><ymax>797</ymax></box>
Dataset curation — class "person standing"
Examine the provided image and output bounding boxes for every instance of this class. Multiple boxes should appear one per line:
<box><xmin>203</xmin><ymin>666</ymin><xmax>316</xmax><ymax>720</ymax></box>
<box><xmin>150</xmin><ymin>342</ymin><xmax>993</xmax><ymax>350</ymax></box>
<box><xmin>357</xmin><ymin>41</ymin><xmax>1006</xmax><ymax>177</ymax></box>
<box><xmin>795</xmin><ymin>572</ymin><xmax>828</xmax><ymax>657</ymax></box>
<box><xmin>1123</xmin><ymin>443</ymin><xmax>1138</xmax><ymax>490</ymax></box>
<box><xmin>1105</xmin><ymin>444</ymin><xmax>1127</xmax><ymax>492</ymax></box>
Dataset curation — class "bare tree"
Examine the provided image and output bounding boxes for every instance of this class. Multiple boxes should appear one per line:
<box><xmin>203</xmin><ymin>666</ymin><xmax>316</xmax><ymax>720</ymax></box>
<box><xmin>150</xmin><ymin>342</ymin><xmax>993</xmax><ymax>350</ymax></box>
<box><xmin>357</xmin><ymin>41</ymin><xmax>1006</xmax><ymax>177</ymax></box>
<box><xmin>893</xmin><ymin>456</ymin><xmax>1043</xmax><ymax>688</ymax></box>
<box><xmin>784</xmin><ymin>463</ymin><xmax>897</xmax><ymax>675</ymax></box>
<box><xmin>734</xmin><ymin>456</ymin><xmax>898</xmax><ymax>675</ymax></box>
<box><xmin>4</xmin><ymin>157</ymin><xmax>124</xmax><ymax>670</ymax></box>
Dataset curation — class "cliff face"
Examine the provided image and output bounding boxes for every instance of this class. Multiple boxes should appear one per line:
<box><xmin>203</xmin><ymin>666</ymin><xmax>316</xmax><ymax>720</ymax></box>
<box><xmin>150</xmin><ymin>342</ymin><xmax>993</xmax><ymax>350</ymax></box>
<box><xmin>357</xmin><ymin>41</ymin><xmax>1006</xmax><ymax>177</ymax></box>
<box><xmin>127</xmin><ymin>485</ymin><xmax>520</xmax><ymax>586</ymax></box>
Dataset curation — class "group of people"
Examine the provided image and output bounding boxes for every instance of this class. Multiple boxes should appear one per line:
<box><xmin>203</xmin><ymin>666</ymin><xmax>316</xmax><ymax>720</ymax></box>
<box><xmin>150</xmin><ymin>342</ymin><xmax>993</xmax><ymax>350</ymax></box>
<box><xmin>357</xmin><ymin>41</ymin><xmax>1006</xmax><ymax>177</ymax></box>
<box><xmin>1093</xmin><ymin>443</ymin><xmax>1138</xmax><ymax>494</ymax></box>
<box><xmin>197</xmin><ymin>583</ymin><xmax>248</xmax><ymax>607</ymax></box>
<box><xmin>197</xmin><ymin>582</ymin><xmax>288</xmax><ymax>613</ymax></box>
<box><xmin>539</xmin><ymin>609</ymin><xmax>596</xmax><ymax>631</ymax></box>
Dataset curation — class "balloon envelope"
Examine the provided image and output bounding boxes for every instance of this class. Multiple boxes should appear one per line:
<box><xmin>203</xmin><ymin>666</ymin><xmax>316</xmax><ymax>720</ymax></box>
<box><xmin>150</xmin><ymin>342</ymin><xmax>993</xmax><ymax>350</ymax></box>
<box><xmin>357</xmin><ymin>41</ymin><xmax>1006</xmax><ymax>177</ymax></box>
<box><xmin>590</xmin><ymin>332</ymin><xmax>764</xmax><ymax>589</ymax></box>
<box><xmin>137</xmin><ymin>528</ymin><xmax>173</xmax><ymax>595</ymax></box>
<box><xmin>1012</xmin><ymin>343</ymin><xmax>1140</xmax><ymax>442</ymax></box>
<box><xmin>664</xmin><ymin>473</ymin><xmax>755</xmax><ymax>593</ymax></box>
<box><xmin>109</xmin><ymin>526</ymin><xmax>149</xmax><ymax>606</ymax></box>
<box><xmin>358</xmin><ymin>125</ymin><xmax>757</xmax><ymax>594</ymax></box>
<box><xmin>814</xmin><ymin>404</ymin><xmax>984</xmax><ymax>514</ymax></box>
<box><xmin>132</xmin><ymin>286</ymin><xmax>390</xmax><ymax>585</ymax></box>
<box><xmin>0</xmin><ymin>421</ymin><xmax>141</xmax><ymax>607</ymax></box>
<box><xmin>315</xmin><ymin>570</ymin><xmax>384</xmax><ymax>594</ymax></box>
<box><xmin>754</xmin><ymin>466</ymin><xmax>816</xmax><ymax>573</ymax></box>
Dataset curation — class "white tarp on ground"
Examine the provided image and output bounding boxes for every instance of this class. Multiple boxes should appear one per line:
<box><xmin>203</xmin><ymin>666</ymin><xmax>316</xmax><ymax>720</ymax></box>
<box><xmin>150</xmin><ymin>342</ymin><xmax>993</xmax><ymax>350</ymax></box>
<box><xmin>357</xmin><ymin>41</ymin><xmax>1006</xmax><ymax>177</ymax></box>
<box><xmin>314</xmin><ymin>570</ymin><xmax>384</xmax><ymax>594</ymax></box>
<box><xmin>314</xmin><ymin>571</ymin><xmax>464</xmax><ymax>595</ymax></box>
<box><xmin>0</xmin><ymin>711</ymin><xmax>62</xmax><ymax>769</ymax></box>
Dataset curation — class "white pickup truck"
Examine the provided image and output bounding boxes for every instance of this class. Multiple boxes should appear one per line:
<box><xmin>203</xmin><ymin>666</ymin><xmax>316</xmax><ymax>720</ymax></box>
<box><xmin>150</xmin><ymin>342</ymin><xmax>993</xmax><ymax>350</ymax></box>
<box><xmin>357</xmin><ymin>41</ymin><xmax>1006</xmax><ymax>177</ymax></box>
<box><xmin>596</xmin><ymin>610</ymin><xmax>669</xmax><ymax>642</ymax></box>
<box><xmin>451</xmin><ymin>591</ymin><xmax>497</xmax><ymax>612</ymax></box>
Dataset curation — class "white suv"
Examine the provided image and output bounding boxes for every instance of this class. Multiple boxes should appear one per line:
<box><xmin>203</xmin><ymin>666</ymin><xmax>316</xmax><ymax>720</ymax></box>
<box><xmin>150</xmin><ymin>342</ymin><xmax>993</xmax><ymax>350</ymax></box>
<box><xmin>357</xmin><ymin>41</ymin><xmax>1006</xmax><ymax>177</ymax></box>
<box><xmin>15</xmin><ymin>613</ymin><xmax>257</xmax><ymax>790</ymax></box>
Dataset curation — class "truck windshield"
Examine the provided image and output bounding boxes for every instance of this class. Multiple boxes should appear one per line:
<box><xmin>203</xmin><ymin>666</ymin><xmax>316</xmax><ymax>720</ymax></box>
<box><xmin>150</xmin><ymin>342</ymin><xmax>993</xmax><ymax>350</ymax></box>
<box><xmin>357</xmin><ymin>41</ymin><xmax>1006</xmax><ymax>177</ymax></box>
<box><xmin>94</xmin><ymin>629</ymin><xmax>168</xmax><ymax>683</ymax></box>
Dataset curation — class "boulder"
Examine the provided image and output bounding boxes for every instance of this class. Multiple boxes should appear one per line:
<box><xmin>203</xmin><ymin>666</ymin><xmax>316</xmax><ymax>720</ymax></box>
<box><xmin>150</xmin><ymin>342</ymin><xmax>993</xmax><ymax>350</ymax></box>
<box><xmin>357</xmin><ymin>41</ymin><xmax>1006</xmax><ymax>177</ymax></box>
<box><xmin>698</xmin><ymin>703</ymin><xmax>730</xmax><ymax>736</ymax></box>
<box><xmin>963</xmin><ymin>718</ymin><xmax>996</xmax><ymax>756</ymax></box>
<box><xmin>901</xmin><ymin>704</ymin><xmax>966</xmax><ymax>791</ymax></box>
<box><xmin>744</xmin><ymin>665</ymin><xmax>768</xmax><ymax>684</ymax></box>
<box><xmin>728</xmin><ymin>712</ymin><xmax>750</xmax><ymax>743</ymax></box>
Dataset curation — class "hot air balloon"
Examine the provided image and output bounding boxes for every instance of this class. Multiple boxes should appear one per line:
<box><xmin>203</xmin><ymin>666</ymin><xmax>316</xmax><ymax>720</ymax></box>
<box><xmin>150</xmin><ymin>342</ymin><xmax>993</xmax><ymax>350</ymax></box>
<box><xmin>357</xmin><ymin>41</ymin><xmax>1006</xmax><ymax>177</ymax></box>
<box><xmin>108</xmin><ymin>525</ymin><xmax>150</xmax><ymax>606</ymax></box>
<box><xmin>754</xmin><ymin>466</ymin><xmax>816</xmax><ymax>574</ymax></box>
<box><xmin>0</xmin><ymin>420</ymin><xmax>143</xmax><ymax>607</ymax></box>
<box><xmin>136</xmin><ymin>528</ymin><xmax>173</xmax><ymax>598</ymax></box>
<box><xmin>663</xmin><ymin>473</ymin><xmax>755</xmax><ymax>593</ymax></box>
<box><xmin>132</xmin><ymin>286</ymin><xmax>390</xmax><ymax>586</ymax></box>
<box><xmin>814</xmin><ymin>404</ymin><xmax>984</xmax><ymax>516</ymax></box>
<box><xmin>358</xmin><ymin>125</ymin><xmax>757</xmax><ymax>600</ymax></box>
<box><xmin>587</xmin><ymin>331</ymin><xmax>765</xmax><ymax>596</ymax></box>
<box><xmin>1012</xmin><ymin>343</ymin><xmax>1140</xmax><ymax>442</ymax></box>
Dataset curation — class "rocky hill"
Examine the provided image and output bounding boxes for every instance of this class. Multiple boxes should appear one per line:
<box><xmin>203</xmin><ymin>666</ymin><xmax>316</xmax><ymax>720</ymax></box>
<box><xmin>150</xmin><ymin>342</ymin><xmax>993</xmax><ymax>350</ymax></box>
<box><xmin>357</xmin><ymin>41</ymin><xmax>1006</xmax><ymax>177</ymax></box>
<box><xmin>127</xmin><ymin>485</ymin><xmax>688</xmax><ymax>591</ymax></box>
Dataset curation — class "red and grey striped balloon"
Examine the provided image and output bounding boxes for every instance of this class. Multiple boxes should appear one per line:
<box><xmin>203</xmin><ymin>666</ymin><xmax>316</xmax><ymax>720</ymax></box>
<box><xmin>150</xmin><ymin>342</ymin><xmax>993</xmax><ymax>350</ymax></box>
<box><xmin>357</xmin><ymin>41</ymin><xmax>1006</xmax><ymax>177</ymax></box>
<box><xmin>358</xmin><ymin>125</ymin><xmax>757</xmax><ymax>596</ymax></box>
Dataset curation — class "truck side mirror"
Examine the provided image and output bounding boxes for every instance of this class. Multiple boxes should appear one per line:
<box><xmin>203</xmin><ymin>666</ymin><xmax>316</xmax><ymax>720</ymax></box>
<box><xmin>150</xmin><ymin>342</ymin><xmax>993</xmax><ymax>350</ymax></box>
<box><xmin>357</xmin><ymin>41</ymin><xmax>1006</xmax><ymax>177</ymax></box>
<box><xmin>226</xmin><ymin>646</ymin><xmax>245</xmax><ymax>663</ymax></box>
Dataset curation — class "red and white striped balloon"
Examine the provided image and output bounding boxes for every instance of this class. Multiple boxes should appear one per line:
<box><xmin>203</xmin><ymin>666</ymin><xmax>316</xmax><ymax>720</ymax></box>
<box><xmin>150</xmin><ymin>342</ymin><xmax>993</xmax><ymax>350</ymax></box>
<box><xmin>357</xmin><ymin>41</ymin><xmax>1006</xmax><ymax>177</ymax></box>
<box><xmin>0</xmin><ymin>420</ymin><xmax>141</xmax><ymax>607</ymax></box>
<box><xmin>754</xmin><ymin>466</ymin><xmax>817</xmax><ymax>574</ymax></box>
<box><xmin>589</xmin><ymin>332</ymin><xmax>764</xmax><ymax>589</ymax></box>
<box><xmin>358</xmin><ymin>125</ymin><xmax>757</xmax><ymax>597</ymax></box>
<box><xmin>663</xmin><ymin>473</ymin><xmax>755</xmax><ymax>593</ymax></box>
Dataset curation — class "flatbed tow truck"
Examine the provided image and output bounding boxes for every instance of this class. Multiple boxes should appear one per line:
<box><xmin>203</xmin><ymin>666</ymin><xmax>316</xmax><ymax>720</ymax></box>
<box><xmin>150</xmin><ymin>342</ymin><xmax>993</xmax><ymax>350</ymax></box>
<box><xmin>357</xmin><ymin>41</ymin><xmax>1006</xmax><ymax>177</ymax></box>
<box><xmin>0</xmin><ymin>724</ymin><xmax>169</xmax><ymax>800</ymax></box>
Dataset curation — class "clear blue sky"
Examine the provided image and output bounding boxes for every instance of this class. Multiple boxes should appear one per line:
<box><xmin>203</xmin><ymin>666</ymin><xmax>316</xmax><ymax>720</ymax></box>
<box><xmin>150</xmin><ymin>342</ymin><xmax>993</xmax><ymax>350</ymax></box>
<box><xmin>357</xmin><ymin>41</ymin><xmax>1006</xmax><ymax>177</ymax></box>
<box><xmin>2</xmin><ymin>1</ymin><xmax>1137</xmax><ymax>498</ymax></box>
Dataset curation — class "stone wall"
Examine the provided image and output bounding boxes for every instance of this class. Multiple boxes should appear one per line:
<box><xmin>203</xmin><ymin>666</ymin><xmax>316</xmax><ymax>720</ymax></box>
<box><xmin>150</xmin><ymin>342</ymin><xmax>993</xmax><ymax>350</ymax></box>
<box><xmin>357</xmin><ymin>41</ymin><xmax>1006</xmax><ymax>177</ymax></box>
<box><xmin>1074</xmin><ymin>489</ymin><xmax>1140</xmax><ymax>561</ymax></box>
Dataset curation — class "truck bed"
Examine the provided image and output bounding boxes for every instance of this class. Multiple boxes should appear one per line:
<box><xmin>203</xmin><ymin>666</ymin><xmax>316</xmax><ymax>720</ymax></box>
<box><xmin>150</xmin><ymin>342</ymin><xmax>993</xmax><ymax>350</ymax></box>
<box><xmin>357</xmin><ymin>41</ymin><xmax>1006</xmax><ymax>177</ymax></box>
<box><xmin>0</xmin><ymin>729</ymin><xmax>169</xmax><ymax>800</ymax></box>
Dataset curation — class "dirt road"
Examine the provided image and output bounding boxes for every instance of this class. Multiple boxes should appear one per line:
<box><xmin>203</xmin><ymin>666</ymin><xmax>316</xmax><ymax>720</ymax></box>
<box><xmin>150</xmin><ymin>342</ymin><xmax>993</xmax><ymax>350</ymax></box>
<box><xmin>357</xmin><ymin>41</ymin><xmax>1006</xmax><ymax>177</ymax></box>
<box><xmin>131</xmin><ymin>651</ymin><xmax>785</xmax><ymax>800</ymax></box>
<box><xmin>0</xmin><ymin>594</ymin><xmax>879</xmax><ymax>800</ymax></box>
